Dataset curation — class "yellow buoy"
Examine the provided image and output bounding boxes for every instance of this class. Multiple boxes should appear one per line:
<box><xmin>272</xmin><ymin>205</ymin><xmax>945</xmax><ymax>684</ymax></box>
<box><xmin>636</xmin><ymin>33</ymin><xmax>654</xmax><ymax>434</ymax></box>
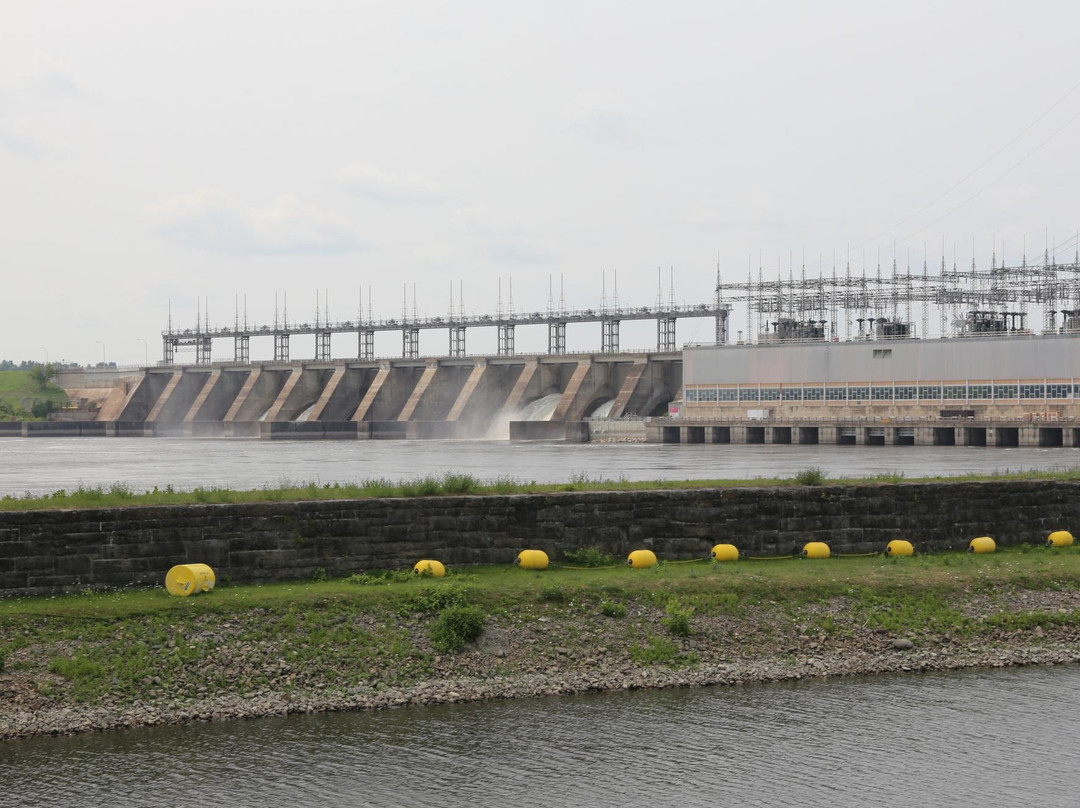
<box><xmin>413</xmin><ymin>559</ymin><xmax>446</xmax><ymax>578</ymax></box>
<box><xmin>801</xmin><ymin>541</ymin><xmax>831</xmax><ymax>559</ymax></box>
<box><xmin>969</xmin><ymin>536</ymin><xmax>996</xmax><ymax>554</ymax></box>
<box><xmin>627</xmin><ymin>549</ymin><xmax>658</xmax><ymax>569</ymax></box>
<box><xmin>516</xmin><ymin>549</ymin><xmax>550</xmax><ymax>570</ymax></box>
<box><xmin>885</xmin><ymin>540</ymin><xmax>914</xmax><ymax>557</ymax></box>
<box><xmin>1047</xmin><ymin>530</ymin><xmax>1074</xmax><ymax>548</ymax></box>
<box><xmin>711</xmin><ymin>543</ymin><xmax>739</xmax><ymax>562</ymax></box>
<box><xmin>164</xmin><ymin>563</ymin><xmax>216</xmax><ymax>597</ymax></box>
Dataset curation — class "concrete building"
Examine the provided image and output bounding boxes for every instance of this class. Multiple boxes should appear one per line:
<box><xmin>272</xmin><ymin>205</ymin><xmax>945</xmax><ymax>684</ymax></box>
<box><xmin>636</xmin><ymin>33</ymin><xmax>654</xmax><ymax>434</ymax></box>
<box><xmin>683</xmin><ymin>333</ymin><xmax>1080</xmax><ymax>420</ymax></box>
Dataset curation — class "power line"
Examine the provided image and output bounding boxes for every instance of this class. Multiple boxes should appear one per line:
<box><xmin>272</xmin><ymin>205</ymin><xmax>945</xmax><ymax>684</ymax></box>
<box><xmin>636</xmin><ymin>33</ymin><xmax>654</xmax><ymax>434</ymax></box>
<box><xmin>865</xmin><ymin>77</ymin><xmax>1080</xmax><ymax>246</ymax></box>
<box><xmin>905</xmin><ymin>105</ymin><xmax>1080</xmax><ymax>241</ymax></box>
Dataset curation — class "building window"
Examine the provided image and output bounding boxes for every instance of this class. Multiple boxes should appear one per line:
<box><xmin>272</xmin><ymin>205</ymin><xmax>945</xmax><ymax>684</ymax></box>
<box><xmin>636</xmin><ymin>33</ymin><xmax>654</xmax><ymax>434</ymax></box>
<box><xmin>993</xmin><ymin>384</ymin><xmax>1017</xmax><ymax>399</ymax></box>
<box><xmin>895</xmin><ymin>386</ymin><xmax>917</xmax><ymax>400</ymax></box>
<box><xmin>686</xmin><ymin>388</ymin><xmax>700</xmax><ymax>403</ymax></box>
<box><xmin>700</xmin><ymin>387</ymin><xmax>718</xmax><ymax>402</ymax></box>
<box><xmin>1047</xmin><ymin>383</ymin><xmax>1071</xmax><ymax>399</ymax></box>
<box><xmin>849</xmin><ymin>386</ymin><xmax>869</xmax><ymax>401</ymax></box>
<box><xmin>872</xmin><ymin>348</ymin><xmax>893</xmax><ymax>359</ymax></box>
<box><xmin>1020</xmin><ymin>384</ymin><xmax>1045</xmax><ymax>399</ymax></box>
<box><xmin>825</xmin><ymin>387</ymin><xmax>847</xmax><ymax>401</ymax></box>
<box><xmin>718</xmin><ymin>388</ymin><xmax>738</xmax><ymax>401</ymax></box>
<box><xmin>739</xmin><ymin>388</ymin><xmax>759</xmax><ymax>402</ymax></box>
<box><xmin>969</xmin><ymin>385</ymin><xmax>991</xmax><ymax>399</ymax></box>
<box><xmin>919</xmin><ymin>385</ymin><xmax>942</xmax><ymax>400</ymax></box>
<box><xmin>803</xmin><ymin>386</ymin><xmax>824</xmax><ymax>401</ymax></box>
<box><xmin>871</xmin><ymin>385</ymin><xmax>893</xmax><ymax>400</ymax></box>
<box><xmin>943</xmin><ymin>385</ymin><xmax>966</xmax><ymax>400</ymax></box>
<box><xmin>760</xmin><ymin>388</ymin><xmax>781</xmax><ymax>401</ymax></box>
<box><xmin>782</xmin><ymin>388</ymin><xmax>804</xmax><ymax>401</ymax></box>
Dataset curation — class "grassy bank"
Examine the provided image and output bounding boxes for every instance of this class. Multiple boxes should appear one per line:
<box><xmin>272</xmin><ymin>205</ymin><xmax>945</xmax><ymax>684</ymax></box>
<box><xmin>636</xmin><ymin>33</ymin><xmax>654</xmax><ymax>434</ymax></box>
<box><xmin>3</xmin><ymin>545</ymin><xmax>1080</xmax><ymax>734</ymax></box>
<box><xmin>5</xmin><ymin>466</ymin><xmax>1080</xmax><ymax>511</ymax></box>
<box><xmin>0</xmin><ymin>369</ymin><xmax>69</xmax><ymax>421</ymax></box>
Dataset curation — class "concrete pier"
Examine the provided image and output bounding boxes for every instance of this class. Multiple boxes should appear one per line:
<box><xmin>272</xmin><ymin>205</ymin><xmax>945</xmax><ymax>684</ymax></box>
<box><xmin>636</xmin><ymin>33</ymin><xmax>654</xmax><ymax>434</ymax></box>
<box><xmin>645</xmin><ymin>418</ymin><xmax>1080</xmax><ymax>449</ymax></box>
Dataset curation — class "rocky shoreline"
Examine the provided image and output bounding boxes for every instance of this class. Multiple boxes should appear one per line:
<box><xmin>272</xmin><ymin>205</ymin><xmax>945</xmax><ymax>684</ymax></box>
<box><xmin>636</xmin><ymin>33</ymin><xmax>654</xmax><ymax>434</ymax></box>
<box><xmin>5</xmin><ymin>619</ymin><xmax>1079</xmax><ymax>741</ymax></box>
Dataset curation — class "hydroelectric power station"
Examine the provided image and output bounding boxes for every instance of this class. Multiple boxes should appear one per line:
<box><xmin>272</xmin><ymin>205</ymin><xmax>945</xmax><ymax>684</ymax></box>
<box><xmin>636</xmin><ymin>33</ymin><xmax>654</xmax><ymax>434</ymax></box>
<box><xmin>29</xmin><ymin>253</ymin><xmax>1080</xmax><ymax>445</ymax></box>
<box><xmin>50</xmin><ymin>284</ymin><xmax>727</xmax><ymax>441</ymax></box>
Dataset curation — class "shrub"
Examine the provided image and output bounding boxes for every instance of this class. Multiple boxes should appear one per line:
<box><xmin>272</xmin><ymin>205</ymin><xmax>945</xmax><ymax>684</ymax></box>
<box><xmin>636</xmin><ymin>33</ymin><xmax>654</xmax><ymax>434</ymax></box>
<box><xmin>348</xmin><ymin>569</ymin><xmax>412</xmax><ymax>586</ymax></box>
<box><xmin>29</xmin><ymin>362</ymin><xmax>57</xmax><ymax>390</ymax></box>
<box><xmin>488</xmin><ymin>475</ymin><xmax>522</xmax><ymax>493</ymax></box>
<box><xmin>662</xmin><ymin>599</ymin><xmax>694</xmax><ymax>636</ymax></box>
<box><xmin>406</xmin><ymin>585</ymin><xmax>470</xmax><ymax>613</ymax></box>
<box><xmin>359</xmin><ymin>477</ymin><xmax>397</xmax><ymax>497</ymax></box>
<box><xmin>600</xmin><ymin>600</ymin><xmax>627</xmax><ymax>618</ymax></box>
<box><xmin>401</xmin><ymin>476</ymin><xmax>441</xmax><ymax>497</ymax></box>
<box><xmin>794</xmin><ymin>467</ymin><xmax>827</xmax><ymax>486</ymax></box>
<box><xmin>31</xmin><ymin>400</ymin><xmax>56</xmax><ymax>419</ymax></box>
<box><xmin>563</xmin><ymin>547</ymin><xmax>615</xmax><ymax>567</ymax></box>
<box><xmin>440</xmin><ymin>473</ymin><xmax>479</xmax><ymax>494</ymax></box>
<box><xmin>870</xmin><ymin>470</ymin><xmax>905</xmax><ymax>483</ymax></box>
<box><xmin>538</xmin><ymin>584</ymin><xmax>567</xmax><ymax>603</ymax></box>
<box><xmin>107</xmin><ymin>482</ymin><xmax>135</xmax><ymax>499</ymax></box>
<box><xmin>429</xmin><ymin>604</ymin><xmax>486</xmax><ymax>653</ymax></box>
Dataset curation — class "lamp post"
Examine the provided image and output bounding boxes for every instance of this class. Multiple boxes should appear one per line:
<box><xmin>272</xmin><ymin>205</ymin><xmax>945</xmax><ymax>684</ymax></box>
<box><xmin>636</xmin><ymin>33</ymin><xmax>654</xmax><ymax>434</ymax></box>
<box><xmin>40</xmin><ymin>347</ymin><xmax>49</xmax><ymax>365</ymax></box>
<box><xmin>136</xmin><ymin>338</ymin><xmax>148</xmax><ymax>366</ymax></box>
<box><xmin>95</xmin><ymin>340</ymin><xmax>105</xmax><ymax>365</ymax></box>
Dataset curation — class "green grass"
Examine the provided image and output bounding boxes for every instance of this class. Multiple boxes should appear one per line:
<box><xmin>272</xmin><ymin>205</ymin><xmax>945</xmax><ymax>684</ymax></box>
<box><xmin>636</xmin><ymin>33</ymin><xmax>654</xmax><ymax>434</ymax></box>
<box><xmin>5</xmin><ymin>468</ymin><xmax>1080</xmax><ymax>512</ymax></box>
<box><xmin>5</xmin><ymin>545</ymin><xmax>1079</xmax><ymax>620</ymax></box>
<box><xmin>0</xmin><ymin>369</ymin><xmax>70</xmax><ymax>420</ymax></box>
<box><xmin>629</xmin><ymin>634</ymin><xmax>683</xmax><ymax>665</ymax></box>
<box><xmin>561</xmin><ymin>547</ymin><xmax>617</xmax><ymax>567</ymax></box>
<box><xmin>2</xmin><ymin>546</ymin><xmax>1078</xmax><ymax>701</ymax></box>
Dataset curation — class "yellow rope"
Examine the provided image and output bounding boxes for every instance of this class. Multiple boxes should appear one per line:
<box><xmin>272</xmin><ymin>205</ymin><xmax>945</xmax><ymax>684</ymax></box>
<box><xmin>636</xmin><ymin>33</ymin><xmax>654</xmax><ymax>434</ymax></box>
<box><xmin>548</xmin><ymin>551</ymin><xmax>883</xmax><ymax>568</ymax></box>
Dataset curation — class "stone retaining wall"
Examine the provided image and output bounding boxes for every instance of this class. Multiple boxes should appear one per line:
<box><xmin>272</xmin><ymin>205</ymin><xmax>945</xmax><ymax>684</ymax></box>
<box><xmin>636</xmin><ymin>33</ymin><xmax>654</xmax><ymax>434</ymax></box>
<box><xmin>0</xmin><ymin>480</ymin><xmax>1074</xmax><ymax>596</ymax></box>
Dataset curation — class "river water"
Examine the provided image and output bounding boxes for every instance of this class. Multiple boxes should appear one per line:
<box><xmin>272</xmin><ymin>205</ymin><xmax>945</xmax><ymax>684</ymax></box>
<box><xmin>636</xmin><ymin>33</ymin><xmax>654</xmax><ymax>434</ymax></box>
<box><xmin>2</xmin><ymin>437</ymin><xmax>1079</xmax><ymax>496</ymax></box>
<box><xmin>1</xmin><ymin>665</ymin><xmax>1077</xmax><ymax>807</ymax></box>
<box><xmin>4</xmin><ymin>440</ymin><xmax>1078</xmax><ymax>803</ymax></box>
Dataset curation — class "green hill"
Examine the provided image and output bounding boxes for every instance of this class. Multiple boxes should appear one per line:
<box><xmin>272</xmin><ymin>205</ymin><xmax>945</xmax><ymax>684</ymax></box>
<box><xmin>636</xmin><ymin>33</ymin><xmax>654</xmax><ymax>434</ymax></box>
<box><xmin>0</xmin><ymin>369</ymin><xmax>71</xmax><ymax>420</ymax></box>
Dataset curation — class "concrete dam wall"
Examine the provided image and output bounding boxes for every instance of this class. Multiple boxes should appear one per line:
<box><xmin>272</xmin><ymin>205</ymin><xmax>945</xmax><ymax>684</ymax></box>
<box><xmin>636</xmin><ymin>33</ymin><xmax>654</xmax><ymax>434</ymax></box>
<box><xmin>55</xmin><ymin>353</ymin><xmax>681</xmax><ymax>439</ymax></box>
<box><xmin>0</xmin><ymin>480</ymin><xmax>1071</xmax><ymax>596</ymax></box>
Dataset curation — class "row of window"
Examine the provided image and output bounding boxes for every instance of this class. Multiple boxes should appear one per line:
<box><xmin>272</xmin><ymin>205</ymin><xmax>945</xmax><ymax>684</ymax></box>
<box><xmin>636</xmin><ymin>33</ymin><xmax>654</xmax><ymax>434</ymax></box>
<box><xmin>686</xmin><ymin>382</ymin><xmax>1080</xmax><ymax>403</ymax></box>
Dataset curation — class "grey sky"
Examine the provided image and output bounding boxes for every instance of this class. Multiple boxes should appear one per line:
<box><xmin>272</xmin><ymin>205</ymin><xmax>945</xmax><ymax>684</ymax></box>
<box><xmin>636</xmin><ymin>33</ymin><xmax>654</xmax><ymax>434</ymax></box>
<box><xmin>3</xmin><ymin>1</ymin><xmax>1079</xmax><ymax>364</ymax></box>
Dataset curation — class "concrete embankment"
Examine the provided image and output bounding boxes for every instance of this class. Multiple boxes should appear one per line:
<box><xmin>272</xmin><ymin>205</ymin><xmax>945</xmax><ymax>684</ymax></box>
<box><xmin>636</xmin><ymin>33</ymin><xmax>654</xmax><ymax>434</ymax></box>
<box><xmin>2</xmin><ymin>480</ymin><xmax>1079</xmax><ymax>597</ymax></box>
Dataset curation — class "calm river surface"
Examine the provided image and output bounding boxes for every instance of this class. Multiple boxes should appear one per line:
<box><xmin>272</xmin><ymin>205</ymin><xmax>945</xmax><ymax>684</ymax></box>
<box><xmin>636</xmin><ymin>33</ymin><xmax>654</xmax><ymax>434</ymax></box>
<box><xmin>4</xmin><ymin>440</ymin><xmax>1078</xmax><ymax>804</ymax></box>
<box><xmin>2</xmin><ymin>437</ymin><xmax>1080</xmax><ymax>496</ymax></box>
<box><xmin>2</xmin><ymin>665</ymin><xmax>1077</xmax><ymax>807</ymax></box>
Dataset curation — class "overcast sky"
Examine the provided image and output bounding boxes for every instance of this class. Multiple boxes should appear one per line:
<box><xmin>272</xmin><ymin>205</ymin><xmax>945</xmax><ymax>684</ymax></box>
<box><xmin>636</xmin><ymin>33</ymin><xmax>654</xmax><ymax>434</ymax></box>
<box><xmin>3</xmin><ymin>1</ymin><xmax>1079</xmax><ymax>365</ymax></box>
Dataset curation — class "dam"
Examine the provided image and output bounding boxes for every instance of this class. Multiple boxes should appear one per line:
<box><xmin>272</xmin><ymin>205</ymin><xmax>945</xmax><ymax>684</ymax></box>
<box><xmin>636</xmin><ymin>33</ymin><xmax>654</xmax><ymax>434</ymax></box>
<box><xmin>19</xmin><ymin>256</ymin><xmax>1080</xmax><ymax>444</ymax></box>
<box><xmin>51</xmin><ymin>352</ymin><xmax>683</xmax><ymax>440</ymax></box>
<box><xmin>39</xmin><ymin>289</ymin><xmax>725</xmax><ymax>440</ymax></box>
